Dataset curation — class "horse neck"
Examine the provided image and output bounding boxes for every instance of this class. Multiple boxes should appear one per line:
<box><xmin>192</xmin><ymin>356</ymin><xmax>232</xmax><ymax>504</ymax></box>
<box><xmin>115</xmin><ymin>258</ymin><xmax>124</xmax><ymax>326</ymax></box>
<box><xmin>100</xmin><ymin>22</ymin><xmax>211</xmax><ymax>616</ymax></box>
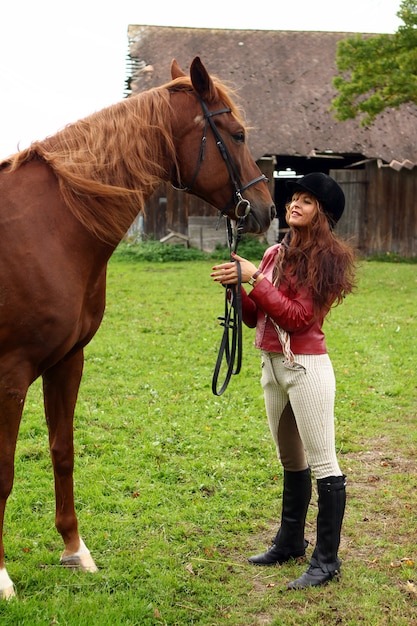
<box><xmin>5</xmin><ymin>89</ymin><xmax>180</xmax><ymax>247</ymax></box>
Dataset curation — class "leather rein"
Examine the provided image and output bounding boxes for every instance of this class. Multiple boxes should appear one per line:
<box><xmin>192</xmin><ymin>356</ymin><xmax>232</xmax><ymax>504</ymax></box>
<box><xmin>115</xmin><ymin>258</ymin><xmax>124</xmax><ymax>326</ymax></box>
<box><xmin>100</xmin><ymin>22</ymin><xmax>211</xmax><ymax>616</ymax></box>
<box><xmin>172</xmin><ymin>95</ymin><xmax>268</xmax><ymax>395</ymax></box>
<box><xmin>211</xmin><ymin>217</ymin><xmax>245</xmax><ymax>396</ymax></box>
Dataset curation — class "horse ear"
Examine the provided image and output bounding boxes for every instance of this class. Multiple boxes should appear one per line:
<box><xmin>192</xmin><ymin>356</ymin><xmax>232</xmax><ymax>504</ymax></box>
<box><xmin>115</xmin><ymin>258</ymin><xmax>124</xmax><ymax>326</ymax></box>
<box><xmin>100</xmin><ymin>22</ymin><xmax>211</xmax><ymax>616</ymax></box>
<box><xmin>171</xmin><ymin>59</ymin><xmax>186</xmax><ymax>79</ymax></box>
<box><xmin>190</xmin><ymin>56</ymin><xmax>216</xmax><ymax>101</ymax></box>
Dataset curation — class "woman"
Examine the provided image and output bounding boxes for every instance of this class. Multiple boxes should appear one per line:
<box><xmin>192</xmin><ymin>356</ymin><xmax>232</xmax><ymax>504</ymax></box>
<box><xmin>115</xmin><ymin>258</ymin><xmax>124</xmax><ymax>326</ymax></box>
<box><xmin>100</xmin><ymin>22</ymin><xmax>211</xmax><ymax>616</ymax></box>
<box><xmin>211</xmin><ymin>172</ymin><xmax>356</xmax><ymax>589</ymax></box>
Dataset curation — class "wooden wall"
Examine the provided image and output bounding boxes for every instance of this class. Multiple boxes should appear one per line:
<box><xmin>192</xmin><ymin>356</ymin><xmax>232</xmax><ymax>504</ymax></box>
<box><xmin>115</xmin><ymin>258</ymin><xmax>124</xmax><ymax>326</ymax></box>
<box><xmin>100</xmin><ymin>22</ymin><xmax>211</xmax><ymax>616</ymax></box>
<box><xmin>364</xmin><ymin>162</ymin><xmax>417</xmax><ymax>257</ymax></box>
<box><xmin>334</xmin><ymin>164</ymin><xmax>417</xmax><ymax>257</ymax></box>
<box><xmin>127</xmin><ymin>161</ymin><xmax>417</xmax><ymax>258</ymax></box>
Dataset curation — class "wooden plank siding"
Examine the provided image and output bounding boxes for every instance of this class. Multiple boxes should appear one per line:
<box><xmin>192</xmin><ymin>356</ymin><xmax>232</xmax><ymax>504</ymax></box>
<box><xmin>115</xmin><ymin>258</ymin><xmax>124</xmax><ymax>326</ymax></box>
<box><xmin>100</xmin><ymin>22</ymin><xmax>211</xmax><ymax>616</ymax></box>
<box><xmin>333</xmin><ymin>163</ymin><xmax>417</xmax><ymax>257</ymax></box>
<box><xmin>127</xmin><ymin>162</ymin><xmax>417</xmax><ymax>258</ymax></box>
<box><xmin>332</xmin><ymin>169</ymin><xmax>367</xmax><ymax>250</ymax></box>
<box><xmin>361</xmin><ymin>163</ymin><xmax>417</xmax><ymax>257</ymax></box>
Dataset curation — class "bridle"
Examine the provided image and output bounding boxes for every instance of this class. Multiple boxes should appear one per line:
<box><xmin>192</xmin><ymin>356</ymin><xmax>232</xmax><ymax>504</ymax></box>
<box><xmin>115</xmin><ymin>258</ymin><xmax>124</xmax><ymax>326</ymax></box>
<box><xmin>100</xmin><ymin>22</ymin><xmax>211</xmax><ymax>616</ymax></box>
<box><xmin>172</xmin><ymin>95</ymin><xmax>268</xmax><ymax>219</ymax></box>
<box><xmin>172</xmin><ymin>95</ymin><xmax>269</xmax><ymax>396</ymax></box>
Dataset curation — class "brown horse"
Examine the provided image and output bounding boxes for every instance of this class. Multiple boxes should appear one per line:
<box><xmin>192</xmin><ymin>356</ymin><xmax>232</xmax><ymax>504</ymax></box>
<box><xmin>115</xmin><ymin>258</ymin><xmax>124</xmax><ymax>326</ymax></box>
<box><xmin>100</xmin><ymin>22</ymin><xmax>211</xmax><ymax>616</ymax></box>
<box><xmin>0</xmin><ymin>56</ymin><xmax>275</xmax><ymax>599</ymax></box>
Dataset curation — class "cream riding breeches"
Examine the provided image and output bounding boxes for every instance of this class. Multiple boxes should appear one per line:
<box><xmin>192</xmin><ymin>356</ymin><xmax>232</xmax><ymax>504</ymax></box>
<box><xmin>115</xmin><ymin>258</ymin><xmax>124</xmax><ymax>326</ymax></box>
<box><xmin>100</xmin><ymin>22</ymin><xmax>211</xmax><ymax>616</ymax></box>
<box><xmin>260</xmin><ymin>351</ymin><xmax>342</xmax><ymax>480</ymax></box>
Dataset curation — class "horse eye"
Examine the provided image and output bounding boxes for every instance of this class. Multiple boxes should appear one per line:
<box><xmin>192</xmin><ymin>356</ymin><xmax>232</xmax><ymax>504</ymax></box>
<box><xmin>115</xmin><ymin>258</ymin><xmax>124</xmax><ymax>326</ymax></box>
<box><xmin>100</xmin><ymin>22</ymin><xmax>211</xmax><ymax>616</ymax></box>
<box><xmin>232</xmin><ymin>132</ymin><xmax>245</xmax><ymax>144</ymax></box>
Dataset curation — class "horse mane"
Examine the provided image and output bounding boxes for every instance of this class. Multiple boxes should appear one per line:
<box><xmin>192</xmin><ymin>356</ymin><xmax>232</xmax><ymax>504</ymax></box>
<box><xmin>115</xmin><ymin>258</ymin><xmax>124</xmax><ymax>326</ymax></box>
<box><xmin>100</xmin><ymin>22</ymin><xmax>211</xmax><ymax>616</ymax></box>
<box><xmin>2</xmin><ymin>74</ymin><xmax>244</xmax><ymax>245</ymax></box>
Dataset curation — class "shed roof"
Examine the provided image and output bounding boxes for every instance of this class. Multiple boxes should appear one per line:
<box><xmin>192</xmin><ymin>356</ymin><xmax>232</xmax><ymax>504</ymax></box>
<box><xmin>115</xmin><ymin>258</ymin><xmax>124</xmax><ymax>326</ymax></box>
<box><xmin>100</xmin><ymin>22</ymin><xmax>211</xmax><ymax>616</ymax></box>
<box><xmin>127</xmin><ymin>25</ymin><xmax>417</xmax><ymax>168</ymax></box>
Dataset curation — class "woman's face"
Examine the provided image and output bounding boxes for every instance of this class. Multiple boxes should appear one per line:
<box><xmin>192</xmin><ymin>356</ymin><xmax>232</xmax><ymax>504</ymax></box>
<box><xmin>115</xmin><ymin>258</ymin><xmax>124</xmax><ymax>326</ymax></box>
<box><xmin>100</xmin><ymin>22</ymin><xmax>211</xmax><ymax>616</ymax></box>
<box><xmin>287</xmin><ymin>192</ymin><xmax>318</xmax><ymax>228</ymax></box>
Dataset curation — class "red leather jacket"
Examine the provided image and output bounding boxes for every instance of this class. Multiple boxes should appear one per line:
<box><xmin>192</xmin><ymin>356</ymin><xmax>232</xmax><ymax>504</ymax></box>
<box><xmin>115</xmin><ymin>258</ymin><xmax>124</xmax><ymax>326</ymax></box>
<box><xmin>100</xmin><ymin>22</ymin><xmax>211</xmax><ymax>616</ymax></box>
<box><xmin>241</xmin><ymin>244</ymin><xmax>328</xmax><ymax>355</ymax></box>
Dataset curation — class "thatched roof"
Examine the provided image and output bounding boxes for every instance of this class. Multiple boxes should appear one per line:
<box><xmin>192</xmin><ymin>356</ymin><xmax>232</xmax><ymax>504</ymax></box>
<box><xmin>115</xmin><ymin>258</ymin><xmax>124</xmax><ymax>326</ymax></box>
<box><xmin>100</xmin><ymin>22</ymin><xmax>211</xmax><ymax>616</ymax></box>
<box><xmin>127</xmin><ymin>25</ymin><xmax>417</xmax><ymax>169</ymax></box>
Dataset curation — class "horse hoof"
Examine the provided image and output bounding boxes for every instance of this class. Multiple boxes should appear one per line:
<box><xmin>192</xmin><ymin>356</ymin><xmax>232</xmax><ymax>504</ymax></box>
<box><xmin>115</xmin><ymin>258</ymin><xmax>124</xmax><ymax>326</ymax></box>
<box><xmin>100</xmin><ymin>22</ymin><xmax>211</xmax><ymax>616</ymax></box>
<box><xmin>78</xmin><ymin>552</ymin><xmax>98</xmax><ymax>573</ymax></box>
<box><xmin>0</xmin><ymin>568</ymin><xmax>16</xmax><ymax>600</ymax></box>
<box><xmin>60</xmin><ymin>537</ymin><xmax>98</xmax><ymax>573</ymax></box>
<box><xmin>0</xmin><ymin>585</ymin><xmax>16</xmax><ymax>600</ymax></box>
<box><xmin>61</xmin><ymin>552</ymin><xmax>98</xmax><ymax>573</ymax></box>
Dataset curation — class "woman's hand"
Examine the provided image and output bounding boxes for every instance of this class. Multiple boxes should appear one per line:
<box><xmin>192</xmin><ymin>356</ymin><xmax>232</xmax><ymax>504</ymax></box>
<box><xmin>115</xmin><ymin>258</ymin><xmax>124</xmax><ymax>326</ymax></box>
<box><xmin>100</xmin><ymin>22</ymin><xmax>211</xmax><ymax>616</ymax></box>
<box><xmin>211</xmin><ymin>252</ymin><xmax>260</xmax><ymax>285</ymax></box>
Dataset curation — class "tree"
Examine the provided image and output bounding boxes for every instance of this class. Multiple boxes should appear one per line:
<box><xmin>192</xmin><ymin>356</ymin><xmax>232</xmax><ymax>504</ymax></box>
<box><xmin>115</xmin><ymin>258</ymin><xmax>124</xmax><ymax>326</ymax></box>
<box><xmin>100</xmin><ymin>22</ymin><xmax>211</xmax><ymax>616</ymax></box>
<box><xmin>331</xmin><ymin>0</ymin><xmax>417</xmax><ymax>125</ymax></box>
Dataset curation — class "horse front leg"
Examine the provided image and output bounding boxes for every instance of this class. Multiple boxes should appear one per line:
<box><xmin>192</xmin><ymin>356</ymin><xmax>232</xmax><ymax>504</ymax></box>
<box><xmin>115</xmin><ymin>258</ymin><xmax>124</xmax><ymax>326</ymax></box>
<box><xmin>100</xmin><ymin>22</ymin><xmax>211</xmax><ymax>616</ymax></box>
<box><xmin>0</xmin><ymin>453</ymin><xmax>19</xmax><ymax>599</ymax></box>
<box><xmin>42</xmin><ymin>349</ymin><xmax>97</xmax><ymax>573</ymax></box>
<box><xmin>0</xmin><ymin>371</ymin><xmax>29</xmax><ymax>599</ymax></box>
<box><xmin>0</xmin><ymin>474</ymin><xmax>19</xmax><ymax>600</ymax></box>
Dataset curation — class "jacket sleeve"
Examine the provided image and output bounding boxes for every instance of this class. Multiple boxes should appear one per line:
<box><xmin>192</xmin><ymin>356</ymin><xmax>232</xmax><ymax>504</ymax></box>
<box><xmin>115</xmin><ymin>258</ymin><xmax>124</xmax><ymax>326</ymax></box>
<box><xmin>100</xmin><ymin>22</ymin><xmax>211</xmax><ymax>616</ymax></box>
<box><xmin>241</xmin><ymin>288</ymin><xmax>258</xmax><ymax>328</ymax></box>
<box><xmin>249</xmin><ymin>277</ymin><xmax>315</xmax><ymax>332</ymax></box>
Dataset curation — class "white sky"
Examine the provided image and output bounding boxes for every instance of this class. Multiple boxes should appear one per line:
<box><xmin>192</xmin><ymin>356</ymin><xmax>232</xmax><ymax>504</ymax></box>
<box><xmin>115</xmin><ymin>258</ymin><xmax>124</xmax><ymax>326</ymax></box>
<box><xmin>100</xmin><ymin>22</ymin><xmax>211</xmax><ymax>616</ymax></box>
<box><xmin>0</xmin><ymin>0</ymin><xmax>402</xmax><ymax>159</ymax></box>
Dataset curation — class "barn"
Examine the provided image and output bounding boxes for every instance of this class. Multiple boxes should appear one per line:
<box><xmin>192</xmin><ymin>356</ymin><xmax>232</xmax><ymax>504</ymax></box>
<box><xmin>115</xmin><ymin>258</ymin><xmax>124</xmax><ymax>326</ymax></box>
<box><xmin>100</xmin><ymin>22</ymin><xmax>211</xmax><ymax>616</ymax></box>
<box><xmin>125</xmin><ymin>26</ymin><xmax>417</xmax><ymax>258</ymax></box>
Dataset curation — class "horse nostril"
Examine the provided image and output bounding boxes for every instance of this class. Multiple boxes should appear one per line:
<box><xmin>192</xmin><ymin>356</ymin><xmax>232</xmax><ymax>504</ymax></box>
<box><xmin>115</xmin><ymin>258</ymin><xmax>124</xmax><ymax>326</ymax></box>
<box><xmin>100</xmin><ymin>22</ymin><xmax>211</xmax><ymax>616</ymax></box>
<box><xmin>270</xmin><ymin>205</ymin><xmax>277</xmax><ymax>220</ymax></box>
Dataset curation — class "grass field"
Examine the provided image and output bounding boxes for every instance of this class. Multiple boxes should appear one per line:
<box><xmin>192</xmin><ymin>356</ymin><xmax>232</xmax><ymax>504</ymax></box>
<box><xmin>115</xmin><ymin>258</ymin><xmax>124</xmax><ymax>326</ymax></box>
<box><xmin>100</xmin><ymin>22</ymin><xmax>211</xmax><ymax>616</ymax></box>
<box><xmin>0</xmin><ymin>245</ymin><xmax>416</xmax><ymax>625</ymax></box>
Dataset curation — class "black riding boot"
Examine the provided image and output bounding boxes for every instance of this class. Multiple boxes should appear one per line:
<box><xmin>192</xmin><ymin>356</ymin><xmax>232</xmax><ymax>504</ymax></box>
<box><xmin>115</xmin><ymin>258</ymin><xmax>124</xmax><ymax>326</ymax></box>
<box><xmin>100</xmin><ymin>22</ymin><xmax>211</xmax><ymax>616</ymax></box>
<box><xmin>287</xmin><ymin>475</ymin><xmax>346</xmax><ymax>589</ymax></box>
<box><xmin>248</xmin><ymin>468</ymin><xmax>311</xmax><ymax>566</ymax></box>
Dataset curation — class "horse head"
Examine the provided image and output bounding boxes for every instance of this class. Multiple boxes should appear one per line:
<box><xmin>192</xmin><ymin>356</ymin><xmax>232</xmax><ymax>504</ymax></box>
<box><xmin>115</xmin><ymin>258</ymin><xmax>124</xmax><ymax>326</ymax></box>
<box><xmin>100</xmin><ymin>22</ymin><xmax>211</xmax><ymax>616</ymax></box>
<box><xmin>169</xmin><ymin>57</ymin><xmax>276</xmax><ymax>235</ymax></box>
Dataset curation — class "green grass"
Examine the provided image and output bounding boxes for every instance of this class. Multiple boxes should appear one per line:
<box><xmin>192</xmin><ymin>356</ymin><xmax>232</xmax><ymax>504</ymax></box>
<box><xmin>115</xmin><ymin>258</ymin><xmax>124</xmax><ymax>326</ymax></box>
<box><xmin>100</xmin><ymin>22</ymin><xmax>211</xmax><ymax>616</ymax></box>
<box><xmin>1</xmin><ymin>249</ymin><xmax>416</xmax><ymax>625</ymax></box>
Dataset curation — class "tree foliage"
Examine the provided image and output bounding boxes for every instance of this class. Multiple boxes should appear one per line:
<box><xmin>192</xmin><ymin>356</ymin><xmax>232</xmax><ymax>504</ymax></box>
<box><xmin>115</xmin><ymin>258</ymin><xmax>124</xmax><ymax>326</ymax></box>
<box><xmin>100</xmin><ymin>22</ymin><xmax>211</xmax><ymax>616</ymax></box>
<box><xmin>332</xmin><ymin>0</ymin><xmax>417</xmax><ymax>125</ymax></box>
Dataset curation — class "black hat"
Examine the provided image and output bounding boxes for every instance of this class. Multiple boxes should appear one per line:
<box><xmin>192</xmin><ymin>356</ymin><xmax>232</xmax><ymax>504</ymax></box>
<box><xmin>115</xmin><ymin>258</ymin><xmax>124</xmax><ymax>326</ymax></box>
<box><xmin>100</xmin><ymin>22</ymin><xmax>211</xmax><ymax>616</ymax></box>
<box><xmin>286</xmin><ymin>172</ymin><xmax>345</xmax><ymax>225</ymax></box>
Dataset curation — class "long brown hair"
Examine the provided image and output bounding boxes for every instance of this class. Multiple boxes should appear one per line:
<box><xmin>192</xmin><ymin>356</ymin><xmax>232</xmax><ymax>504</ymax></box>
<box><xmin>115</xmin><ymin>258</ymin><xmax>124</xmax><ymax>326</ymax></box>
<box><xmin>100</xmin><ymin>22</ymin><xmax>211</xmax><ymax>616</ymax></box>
<box><xmin>274</xmin><ymin>199</ymin><xmax>357</xmax><ymax>314</ymax></box>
